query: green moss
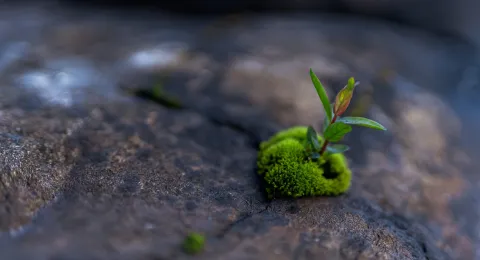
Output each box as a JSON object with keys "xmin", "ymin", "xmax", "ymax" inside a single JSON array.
[
  {"xmin": 257, "ymin": 126, "xmax": 352, "ymax": 198},
  {"xmin": 182, "ymin": 232, "xmax": 205, "ymax": 255},
  {"xmin": 128, "ymin": 82, "xmax": 183, "ymax": 109}
]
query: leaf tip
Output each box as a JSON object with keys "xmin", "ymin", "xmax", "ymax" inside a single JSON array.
[
  {"xmin": 373, "ymin": 121, "xmax": 387, "ymax": 131},
  {"xmin": 347, "ymin": 77, "xmax": 356, "ymax": 90}
]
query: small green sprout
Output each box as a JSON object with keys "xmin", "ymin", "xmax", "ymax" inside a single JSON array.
[
  {"xmin": 308, "ymin": 69, "xmax": 386, "ymax": 157},
  {"xmin": 182, "ymin": 232, "xmax": 205, "ymax": 255},
  {"xmin": 151, "ymin": 82, "xmax": 183, "ymax": 109}
]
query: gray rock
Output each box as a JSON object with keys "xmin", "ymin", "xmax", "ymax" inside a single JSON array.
[
  {"xmin": 0, "ymin": 99, "xmax": 444, "ymax": 260},
  {"xmin": 0, "ymin": 2, "xmax": 479, "ymax": 260}
]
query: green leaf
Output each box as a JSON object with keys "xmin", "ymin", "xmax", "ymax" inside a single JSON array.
[
  {"xmin": 306, "ymin": 126, "xmax": 321, "ymax": 151},
  {"xmin": 333, "ymin": 78, "xmax": 357, "ymax": 116},
  {"xmin": 337, "ymin": 116, "xmax": 387, "ymax": 131},
  {"xmin": 326, "ymin": 144, "xmax": 350, "ymax": 154},
  {"xmin": 324, "ymin": 122, "xmax": 352, "ymax": 142},
  {"xmin": 309, "ymin": 68, "xmax": 333, "ymax": 122}
]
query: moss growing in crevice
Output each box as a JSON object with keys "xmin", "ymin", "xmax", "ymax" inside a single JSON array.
[
  {"xmin": 132, "ymin": 88, "xmax": 183, "ymax": 109},
  {"xmin": 127, "ymin": 82, "xmax": 183, "ymax": 109},
  {"xmin": 182, "ymin": 232, "xmax": 205, "ymax": 255},
  {"xmin": 257, "ymin": 126, "xmax": 351, "ymax": 199}
]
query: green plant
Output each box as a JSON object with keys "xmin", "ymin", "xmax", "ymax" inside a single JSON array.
[
  {"xmin": 307, "ymin": 69, "xmax": 386, "ymax": 159},
  {"xmin": 182, "ymin": 232, "xmax": 205, "ymax": 255},
  {"xmin": 255, "ymin": 70, "xmax": 386, "ymax": 199},
  {"xmin": 257, "ymin": 126, "xmax": 351, "ymax": 198}
]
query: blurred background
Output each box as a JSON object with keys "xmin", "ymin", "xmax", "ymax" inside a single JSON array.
[
  {"xmin": 72, "ymin": 0, "xmax": 480, "ymax": 48},
  {"xmin": 0, "ymin": 0, "xmax": 479, "ymax": 259}
]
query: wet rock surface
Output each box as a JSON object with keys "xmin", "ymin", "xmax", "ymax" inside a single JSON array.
[{"xmin": 0, "ymin": 2, "xmax": 479, "ymax": 260}]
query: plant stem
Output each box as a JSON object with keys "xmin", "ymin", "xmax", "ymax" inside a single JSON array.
[{"xmin": 319, "ymin": 114, "xmax": 338, "ymax": 155}]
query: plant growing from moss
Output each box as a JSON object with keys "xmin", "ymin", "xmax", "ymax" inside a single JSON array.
[
  {"xmin": 307, "ymin": 69, "xmax": 386, "ymax": 158},
  {"xmin": 256, "ymin": 69, "xmax": 386, "ymax": 199},
  {"xmin": 257, "ymin": 127, "xmax": 352, "ymax": 198},
  {"xmin": 182, "ymin": 232, "xmax": 205, "ymax": 255}
]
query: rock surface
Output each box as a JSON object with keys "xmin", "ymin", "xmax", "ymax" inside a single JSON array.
[{"xmin": 0, "ymin": 2, "xmax": 479, "ymax": 260}]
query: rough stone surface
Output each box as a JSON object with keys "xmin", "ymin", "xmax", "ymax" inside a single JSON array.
[{"xmin": 0, "ymin": 2, "xmax": 479, "ymax": 260}]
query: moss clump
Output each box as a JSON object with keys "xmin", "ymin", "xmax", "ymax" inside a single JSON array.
[
  {"xmin": 182, "ymin": 232, "xmax": 205, "ymax": 254},
  {"xmin": 257, "ymin": 126, "xmax": 351, "ymax": 198}
]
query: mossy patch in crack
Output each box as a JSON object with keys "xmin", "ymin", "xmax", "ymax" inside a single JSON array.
[
  {"xmin": 130, "ymin": 82, "xmax": 183, "ymax": 109},
  {"xmin": 257, "ymin": 126, "xmax": 351, "ymax": 199},
  {"xmin": 182, "ymin": 232, "xmax": 205, "ymax": 255}
]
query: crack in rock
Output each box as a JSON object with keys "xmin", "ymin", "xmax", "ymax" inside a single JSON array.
[
  {"xmin": 129, "ymin": 87, "xmax": 267, "ymax": 148},
  {"xmin": 216, "ymin": 204, "xmax": 271, "ymax": 238}
]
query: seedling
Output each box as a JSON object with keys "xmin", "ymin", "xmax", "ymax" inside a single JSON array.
[{"xmin": 307, "ymin": 69, "xmax": 386, "ymax": 158}]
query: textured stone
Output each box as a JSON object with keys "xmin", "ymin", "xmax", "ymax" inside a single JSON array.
[{"xmin": 0, "ymin": 2, "xmax": 479, "ymax": 260}]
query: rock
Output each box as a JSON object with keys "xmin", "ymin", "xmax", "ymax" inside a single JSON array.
[
  {"xmin": 0, "ymin": 84, "xmax": 445, "ymax": 260},
  {"xmin": 0, "ymin": 2, "xmax": 478, "ymax": 260}
]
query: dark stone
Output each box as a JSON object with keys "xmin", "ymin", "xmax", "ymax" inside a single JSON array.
[{"xmin": 0, "ymin": 1, "xmax": 478, "ymax": 260}]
